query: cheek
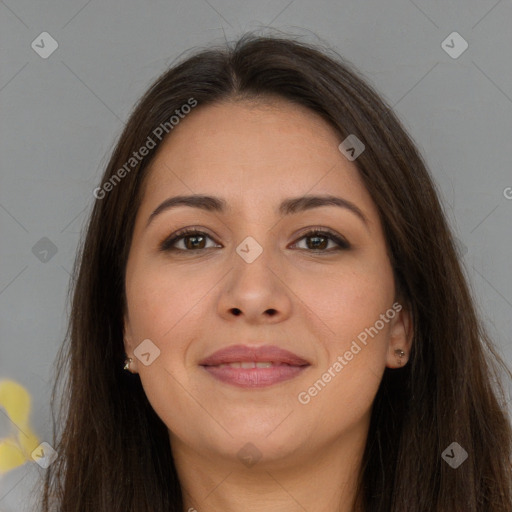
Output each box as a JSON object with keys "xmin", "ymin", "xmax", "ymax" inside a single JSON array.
[
  {"xmin": 124, "ymin": 264, "xmax": 206, "ymax": 429},
  {"xmin": 295, "ymin": 255, "xmax": 396, "ymax": 343},
  {"xmin": 293, "ymin": 258, "xmax": 395, "ymax": 410},
  {"xmin": 125, "ymin": 261, "xmax": 209, "ymax": 341}
]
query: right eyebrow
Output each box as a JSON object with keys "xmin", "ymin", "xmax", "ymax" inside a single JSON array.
[{"xmin": 146, "ymin": 195, "xmax": 228, "ymax": 228}]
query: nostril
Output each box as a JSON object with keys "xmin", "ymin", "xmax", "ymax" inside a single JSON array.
[{"xmin": 229, "ymin": 308, "xmax": 277, "ymax": 316}]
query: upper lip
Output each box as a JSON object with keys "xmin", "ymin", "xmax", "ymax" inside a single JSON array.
[{"xmin": 199, "ymin": 344, "xmax": 310, "ymax": 366}]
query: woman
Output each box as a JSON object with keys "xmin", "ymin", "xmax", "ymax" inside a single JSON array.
[{"xmin": 39, "ymin": 33, "xmax": 512, "ymax": 511}]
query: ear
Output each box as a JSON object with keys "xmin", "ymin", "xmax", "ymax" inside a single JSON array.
[
  {"xmin": 385, "ymin": 301, "xmax": 413, "ymax": 369},
  {"xmin": 123, "ymin": 312, "xmax": 139, "ymax": 373}
]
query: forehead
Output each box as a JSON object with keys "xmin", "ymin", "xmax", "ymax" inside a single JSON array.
[{"xmin": 139, "ymin": 99, "xmax": 378, "ymax": 223}]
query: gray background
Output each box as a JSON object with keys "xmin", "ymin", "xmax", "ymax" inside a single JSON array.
[{"xmin": 1, "ymin": 1, "xmax": 511, "ymax": 510}]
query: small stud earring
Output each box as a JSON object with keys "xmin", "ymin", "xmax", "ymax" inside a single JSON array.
[
  {"xmin": 394, "ymin": 349, "xmax": 406, "ymax": 366},
  {"xmin": 123, "ymin": 357, "xmax": 132, "ymax": 371}
]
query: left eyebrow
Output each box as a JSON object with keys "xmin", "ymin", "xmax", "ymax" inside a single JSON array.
[
  {"xmin": 278, "ymin": 194, "xmax": 368, "ymax": 227},
  {"xmin": 146, "ymin": 193, "xmax": 369, "ymax": 229}
]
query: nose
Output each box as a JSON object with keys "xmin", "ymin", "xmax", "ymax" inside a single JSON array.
[{"xmin": 216, "ymin": 239, "xmax": 293, "ymax": 325}]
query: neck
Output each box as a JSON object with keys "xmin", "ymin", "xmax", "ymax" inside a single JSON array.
[{"xmin": 171, "ymin": 423, "xmax": 368, "ymax": 512}]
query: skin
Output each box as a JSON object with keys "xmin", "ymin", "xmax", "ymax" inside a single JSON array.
[{"xmin": 123, "ymin": 98, "xmax": 413, "ymax": 512}]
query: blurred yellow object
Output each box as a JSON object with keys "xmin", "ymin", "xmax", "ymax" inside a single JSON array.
[{"xmin": 0, "ymin": 379, "xmax": 40, "ymax": 476}]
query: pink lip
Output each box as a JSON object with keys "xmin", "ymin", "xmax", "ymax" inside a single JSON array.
[
  {"xmin": 199, "ymin": 344, "xmax": 310, "ymax": 388},
  {"xmin": 199, "ymin": 344, "xmax": 310, "ymax": 366}
]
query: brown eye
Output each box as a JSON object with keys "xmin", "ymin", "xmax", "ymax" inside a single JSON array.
[
  {"xmin": 160, "ymin": 229, "xmax": 220, "ymax": 252},
  {"xmin": 290, "ymin": 229, "xmax": 350, "ymax": 252}
]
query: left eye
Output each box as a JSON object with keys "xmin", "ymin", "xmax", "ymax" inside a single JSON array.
[
  {"xmin": 159, "ymin": 228, "xmax": 350, "ymax": 253},
  {"xmin": 291, "ymin": 230, "xmax": 350, "ymax": 251}
]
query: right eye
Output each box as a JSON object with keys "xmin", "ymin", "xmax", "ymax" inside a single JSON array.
[{"xmin": 159, "ymin": 228, "xmax": 221, "ymax": 252}]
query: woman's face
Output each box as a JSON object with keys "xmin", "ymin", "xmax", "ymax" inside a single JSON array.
[{"xmin": 123, "ymin": 98, "xmax": 412, "ymax": 467}]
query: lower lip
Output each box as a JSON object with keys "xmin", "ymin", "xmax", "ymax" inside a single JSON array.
[{"xmin": 201, "ymin": 365, "xmax": 308, "ymax": 388}]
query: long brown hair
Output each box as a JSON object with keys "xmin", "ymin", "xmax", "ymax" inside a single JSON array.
[{"xmin": 38, "ymin": 33, "xmax": 512, "ymax": 511}]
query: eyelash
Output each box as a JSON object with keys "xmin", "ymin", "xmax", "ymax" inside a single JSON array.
[{"xmin": 159, "ymin": 227, "xmax": 350, "ymax": 253}]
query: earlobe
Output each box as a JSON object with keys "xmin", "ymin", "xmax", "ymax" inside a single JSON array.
[
  {"xmin": 386, "ymin": 303, "xmax": 413, "ymax": 369},
  {"xmin": 122, "ymin": 346, "xmax": 138, "ymax": 374},
  {"xmin": 122, "ymin": 315, "xmax": 138, "ymax": 374}
]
